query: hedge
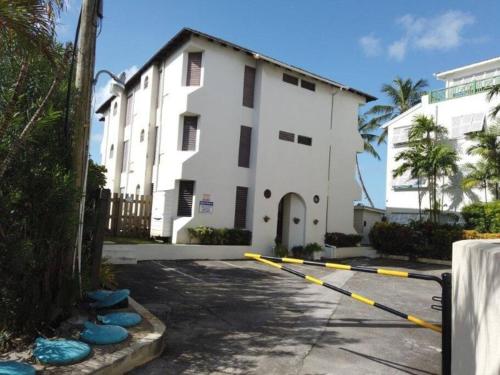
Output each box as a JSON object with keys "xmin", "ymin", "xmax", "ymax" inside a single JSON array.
[
  {"xmin": 461, "ymin": 201, "xmax": 500, "ymax": 233},
  {"xmin": 325, "ymin": 232, "xmax": 362, "ymax": 247},
  {"xmin": 187, "ymin": 226, "xmax": 252, "ymax": 245}
]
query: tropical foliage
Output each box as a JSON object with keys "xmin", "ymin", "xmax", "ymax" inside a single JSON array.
[
  {"xmin": 487, "ymin": 83, "xmax": 500, "ymax": 119},
  {"xmin": 368, "ymin": 77, "xmax": 428, "ymax": 143},
  {"xmin": 393, "ymin": 115, "xmax": 459, "ymax": 222},
  {"xmin": 461, "ymin": 201, "xmax": 500, "ymax": 233},
  {"xmin": 357, "ymin": 115, "xmax": 380, "ymax": 207}
]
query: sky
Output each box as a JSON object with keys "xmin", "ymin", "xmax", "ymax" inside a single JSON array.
[{"xmin": 57, "ymin": 0, "xmax": 500, "ymax": 209}]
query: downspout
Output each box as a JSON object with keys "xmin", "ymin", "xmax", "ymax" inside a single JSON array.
[{"xmin": 325, "ymin": 87, "xmax": 344, "ymax": 233}]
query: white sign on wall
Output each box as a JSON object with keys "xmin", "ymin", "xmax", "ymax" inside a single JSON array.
[{"xmin": 199, "ymin": 201, "xmax": 214, "ymax": 214}]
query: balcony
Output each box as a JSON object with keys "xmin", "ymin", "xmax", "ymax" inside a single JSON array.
[{"xmin": 428, "ymin": 75, "xmax": 500, "ymax": 104}]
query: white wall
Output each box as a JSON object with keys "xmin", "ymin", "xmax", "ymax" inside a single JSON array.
[
  {"xmin": 99, "ymin": 33, "xmax": 367, "ymax": 251},
  {"xmin": 452, "ymin": 240, "xmax": 500, "ymax": 375},
  {"xmin": 386, "ymin": 86, "xmax": 500, "ymax": 216}
]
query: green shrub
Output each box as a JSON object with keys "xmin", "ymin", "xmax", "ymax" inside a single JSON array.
[
  {"xmin": 325, "ymin": 232, "xmax": 362, "ymax": 247},
  {"xmin": 187, "ymin": 226, "xmax": 252, "ymax": 245},
  {"xmin": 291, "ymin": 246, "xmax": 305, "ymax": 258},
  {"xmin": 304, "ymin": 242, "xmax": 323, "ymax": 254},
  {"xmin": 462, "ymin": 201, "xmax": 500, "ymax": 233},
  {"xmin": 369, "ymin": 221, "xmax": 463, "ymax": 260},
  {"xmin": 274, "ymin": 243, "xmax": 289, "ymax": 257}
]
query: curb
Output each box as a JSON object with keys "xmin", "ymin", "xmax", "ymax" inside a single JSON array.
[
  {"xmin": 379, "ymin": 254, "xmax": 452, "ymax": 266},
  {"xmin": 61, "ymin": 297, "xmax": 166, "ymax": 374}
]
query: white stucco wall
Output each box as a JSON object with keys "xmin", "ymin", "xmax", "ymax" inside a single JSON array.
[
  {"xmin": 99, "ymin": 32, "xmax": 368, "ymax": 250},
  {"xmin": 452, "ymin": 240, "xmax": 500, "ymax": 375},
  {"xmin": 385, "ymin": 86, "xmax": 500, "ymax": 217}
]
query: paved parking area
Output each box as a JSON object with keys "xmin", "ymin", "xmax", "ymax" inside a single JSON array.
[{"xmin": 116, "ymin": 258, "xmax": 448, "ymax": 374}]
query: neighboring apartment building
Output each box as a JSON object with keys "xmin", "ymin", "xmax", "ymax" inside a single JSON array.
[
  {"xmin": 384, "ymin": 57, "xmax": 500, "ymax": 223},
  {"xmin": 97, "ymin": 28, "xmax": 375, "ymax": 251}
]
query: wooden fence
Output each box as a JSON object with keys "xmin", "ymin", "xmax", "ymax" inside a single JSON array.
[{"xmin": 107, "ymin": 193, "xmax": 152, "ymax": 238}]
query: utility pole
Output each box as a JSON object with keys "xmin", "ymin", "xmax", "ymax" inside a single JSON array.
[{"xmin": 73, "ymin": 0, "xmax": 101, "ymax": 282}]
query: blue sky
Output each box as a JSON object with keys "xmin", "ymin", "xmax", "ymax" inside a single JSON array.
[{"xmin": 57, "ymin": 0, "xmax": 500, "ymax": 208}]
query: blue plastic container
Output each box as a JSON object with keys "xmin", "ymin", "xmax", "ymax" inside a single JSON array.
[
  {"xmin": 33, "ymin": 338, "xmax": 91, "ymax": 365},
  {"xmin": 79, "ymin": 321, "xmax": 128, "ymax": 345},
  {"xmin": 0, "ymin": 361, "xmax": 35, "ymax": 375},
  {"xmin": 91, "ymin": 289, "xmax": 130, "ymax": 309},
  {"xmin": 98, "ymin": 312, "xmax": 142, "ymax": 327}
]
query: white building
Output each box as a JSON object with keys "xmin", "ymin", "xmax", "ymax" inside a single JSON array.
[
  {"xmin": 384, "ymin": 57, "xmax": 500, "ymax": 223},
  {"xmin": 97, "ymin": 28, "xmax": 375, "ymax": 251}
]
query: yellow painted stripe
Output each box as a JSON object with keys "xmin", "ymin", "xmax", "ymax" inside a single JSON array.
[
  {"xmin": 377, "ymin": 269, "xmax": 409, "ymax": 278},
  {"xmin": 305, "ymin": 275, "xmax": 324, "ymax": 285},
  {"xmin": 255, "ymin": 257, "xmax": 283, "ymax": 270},
  {"xmin": 282, "ymin": 257, "xmax": 304, "ymax": 264},
  {"xmin": 244, "ymin": 252, "xmax": 261, "ymax": 259},
  {"xmin": 325, "ymin": 263, "xmax": 351, "ymax": 271},
  {"xmin": 408, "ymin": 315, "xmax": 442, "ymax": 333},
  {"xmin": 351, "ymin": 293, "xmax": 375, "ymax": 306}
]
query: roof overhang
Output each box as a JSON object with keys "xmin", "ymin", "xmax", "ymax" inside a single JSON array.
[{"xmin": 435, "ymin": 56, "xmax": 500, "ymax": 81}]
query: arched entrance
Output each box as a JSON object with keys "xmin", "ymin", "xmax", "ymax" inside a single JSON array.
[{"xmin": 276, "ymin": 193, "xmax": 306, "ymax": 249}]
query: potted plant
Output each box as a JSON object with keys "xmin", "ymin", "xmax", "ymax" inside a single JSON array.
[{"xmin": 304, "ymin": 243, "xmax": 323, "ymax": 260}]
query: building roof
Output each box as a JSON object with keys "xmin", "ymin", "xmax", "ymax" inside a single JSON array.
[
  {"xmin": 96, "ymin": 28, "xmax": 376, "ymax": 114},
  {"xmin": 435, "ymin": 56, "xmax": 500, "ymax": 80},
  {"xmin": 354, "ymin": 204, "xmax": 386, "ymax": 214},
  {"xmin": 380, "ymin": 103, "xmax": 423, "ymax": 129}
]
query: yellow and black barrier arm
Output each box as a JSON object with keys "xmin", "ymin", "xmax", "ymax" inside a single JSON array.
[
  {"xmin": 245, "ymin": 253, "xmax": 442, "ymax": 333},
  {"xmin": 246, "ymin": 253, "xmax": 442, "ymax": 286}
]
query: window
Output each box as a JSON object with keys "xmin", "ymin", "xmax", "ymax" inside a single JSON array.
[
  {"xmin": 113, "ymin": 102, "xmax": 118, "ymax": 116},
  {"xmin": 125, "ymin": 93, "xmax": 134, "ymax": 126},
  {"xmin": 283, "ymin": 73, "xmax": 298, "ymax": 85},
  {"xmin": 301, "ymin": 79, "xmax": 315, "ymax": 91},
  {"xmin": 135, "ymin": 185, "xmax": 141, "ymax": 197},
  {"xmin": 143, "ymin": 76, "xmax": 149, "ymax": 89},
  {"xmin": 109, "ymin": 144, "xmax": 114, "ymax": 159},
  {"xmin": 181, "ymin": 116, "xmax": 198, "ymax": 151},
  {"xmin": 234, "ymin": 186, "xmax": 248, "ymax": 229},
  {"xmin": 186, "ymin": 52, "xmax": 202, "ymax": 86},
  {"xmin": 242, "ymin": 66, "xmax": 256, "ymax": 108},
  {"xmin": 451, "ymin": 113, "xmax": 484, "ymax": 138},
  {"xmin": 238, "ymin": 126, "xmax": 252, "ymax": 168},
  {"xmin": 279, "ymin": 130, "xmax": 295, "ymax": 142},
  {"xmin": 392, "ymin": 126, "xmax": 410, "ymax": 145},
  {"xmin": 121, "ymin": 141, "xmax": 129, "ymax": 172},
  {"xmin": 140, "ymin": 129, "xmax": 145, "ymax": 142},
  {"xmin": 156, "ymin": 67, "xmax": 163, "ymax": 108},
  {"xmin": 177, "ymin": 180, "xmax": 194, "ymax": 217},
  {"xmin": 298, "ymin": 135, "xmax": 312, "ymax": 146}
]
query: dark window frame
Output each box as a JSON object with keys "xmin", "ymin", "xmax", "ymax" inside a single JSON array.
[
  {"xmin": 242, "ymin": 66, "xmax": 256, "ymax": 108},
  {"xmin": 301, "ymin": 79, "xmax": 316, "ymax": 91},
  {"xmin": 283, "ymin": 73, "xmax": 299, "ymax": 85},
  {"xmin": 181, "ymin": 116, "xmax": 198, "ymax": 151},
  {"xmin": 297, "ymin": 135, "xmax": 312, "ymax": 146},
  {"xmin": 234, "ymin": 186, "xmax": 249, "ymax": 229},
  {"xmin": 177, "ymin": 180, "xmax": 195, "ymax": 217},
  {"xmin": 279, "ymin": 130, "xmax": 295, "ymax": 142},
  {"xmin": 186, "ymin": 52, "xmax": 202, "ymax": 86},
  {"xmin": 238, "ymin": 125, "xmax": 252, "ymax": 168}
]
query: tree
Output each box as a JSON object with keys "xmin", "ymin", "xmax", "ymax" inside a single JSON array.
[
  {"xmin": 462, "ymin": 161, "xmax": 492, "ymax": 203},
  {"xmin": 487, "ymin": 83, "xmax": 500, "ymax": 119},
  {"xmin": 368, "ymin": 77, "xmax": 428, "ymax": 143},
  {"xmin": 357, "ymin": 115, "xmax": 380, "ymax": 207},
  {"xmin": 393, "ymin": 115, "xmax": 459, "ymax": 223},
  {"xmin": 465, "ymin": 124, "xmax": 500, "ymax": 199}
]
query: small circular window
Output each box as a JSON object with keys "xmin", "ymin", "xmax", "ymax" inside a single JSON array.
[
  {"xmin": 264, "ymin": 189, "xmax": 271, "ymax": 199},
  {"xmin": 313, "ymin": 195, "xmax": 320, "ymax": 204}
]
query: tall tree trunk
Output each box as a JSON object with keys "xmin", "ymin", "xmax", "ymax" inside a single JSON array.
[{"xmin": 355, "ymin": 153, "xmax": 375, "ymax": 208}]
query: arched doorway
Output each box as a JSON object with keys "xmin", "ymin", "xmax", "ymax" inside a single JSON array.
[{"xmin": 276, "ymin": 193, "xmax": 306, "ymax": 249}]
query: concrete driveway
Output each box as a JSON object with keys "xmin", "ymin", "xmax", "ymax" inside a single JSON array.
[{"xmin": 116, "ymin": 258, "xmax": 447, "ymax": 375}]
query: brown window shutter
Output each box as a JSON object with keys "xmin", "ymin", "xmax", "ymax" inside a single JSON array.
[
  {"xmin": 242, "ymin": 66, "xmax": 256, "ymax": 108},
  {"xmin": 301, "ymin": 79, "xmax": 316, "ymax": 91},
  {"xmin": 238, "ymin": 125, "xmax": 252, "ymax": 168},
  {"xmin": 121, "ymin": 140, "xmax": 129, "ymax": 172},
  {"xmin": 182, "ymin": 116, "xmax": 198, "ymax": 151},
  {"xmin": 177, "ymin": 180, "xmax": 195, "ymax": 217},
  {"xmin": 186, "ymin": 52, "xmax": 202, "ymax": 86},
  {"xmin": 297, "ymin": 135, "xmax": 312, "ymax": 146},
  {"xmin": 234, "ymin": 186, "xmax": 249, "ymax": 228},
  {"xmin": 283, "ymin": 73, "xmax": 299, "ymax": 85},
  {"xmin": 279, "ymin": 130, "xmax": 295, "ymax": 142}
]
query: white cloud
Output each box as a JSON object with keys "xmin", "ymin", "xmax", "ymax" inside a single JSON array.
[
  {"xmin": 388, "ymin": 39, "xmax": 408, "ymax": 61},
  {"xmin": 388, "ymin": 10, "xmax": 475, "ymax": 61},
  {"xmin": 93, "ymin": 65, "xmax": 138, "ymax": 112},
  {"xmin": 359, "ymin": 34, "xmax": 382, "ymax": 57}
]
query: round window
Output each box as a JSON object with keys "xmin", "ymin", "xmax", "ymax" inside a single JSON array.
[
  {"xmin": 313, "ymin": 195, "xmax": 320, "ymax": 204},
  {"xmin": 264, "ymin": 189, "xmax": 271, "ymax": 199}
]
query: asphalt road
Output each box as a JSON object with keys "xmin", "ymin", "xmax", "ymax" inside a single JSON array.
[{"xmin": 116, "ymin": 258, "xmax": 448, "ymax": 375}]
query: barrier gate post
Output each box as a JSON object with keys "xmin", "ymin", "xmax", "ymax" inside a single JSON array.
[{"xmin": 441, "ymin": 272, "xmax": 452, "ymax": 375}]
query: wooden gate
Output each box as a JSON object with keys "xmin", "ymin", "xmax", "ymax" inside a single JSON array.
[{"xmin": 108, "ymin": 193, "xmax": 152, "ymax": 238}]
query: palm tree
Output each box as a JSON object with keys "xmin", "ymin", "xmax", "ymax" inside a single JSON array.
[
  {"xmin": 357, "ymin": 115, "xmax": 380, "ymax": 207},
  {"xmin": 487, "ymin": 84, "xmax": 500, "ymax": 119},
  {"xmin": 462, "ymin": 161, "xmax": 491, "ymax": 202},
  {"xmin": 466, "ymin": 124, "xmax": 500, "ymax": 199},
  {"xmin": 368, "ymin": 77, "xmax": 428, "ymax": 143},
  {"xmin": 393, "ymin": 115, "xmax": 458, "ymax": 222}
]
